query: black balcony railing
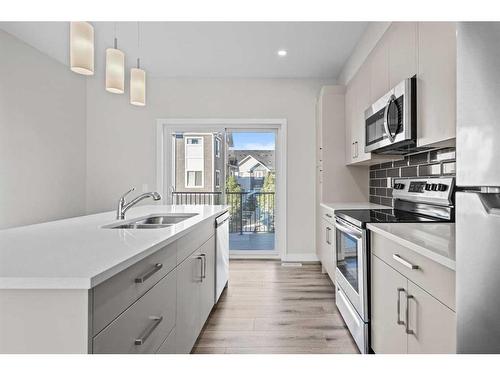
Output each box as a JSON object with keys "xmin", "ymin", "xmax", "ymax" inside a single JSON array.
[
  {"xmin": 171, "ymin": 191, "xmax": 222, "ymax": 205},
  {"xmin": 226, "ymin": 192, "xmax": 275, "ymax": 234},
  {"xmin": 171, "ymin": 190, "xmax": 275, "ymax": 234}
]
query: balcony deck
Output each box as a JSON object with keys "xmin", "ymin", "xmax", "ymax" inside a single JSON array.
[{"xmin": 230, "ymin": 233, "xmax": 275, "ymax": 251}]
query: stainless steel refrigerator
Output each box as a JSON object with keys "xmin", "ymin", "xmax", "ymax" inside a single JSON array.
[{"xmin": 457, "ymin": 22, "xmax": 500, "ymax": 353}]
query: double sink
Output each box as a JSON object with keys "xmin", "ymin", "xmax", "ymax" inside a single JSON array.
[{"xmin": 103, "ymin": 213, "xmax": 198, "ymax": 229}]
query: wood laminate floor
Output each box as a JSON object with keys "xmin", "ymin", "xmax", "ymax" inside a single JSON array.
[{"xmin": 192, "ymin": 260, "xmax": 359, "ymax": 354}]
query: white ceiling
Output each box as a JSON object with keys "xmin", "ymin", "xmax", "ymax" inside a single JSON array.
[{"xmin": 0, "ymin": 22, "xmax": 367, "ymax": 78}]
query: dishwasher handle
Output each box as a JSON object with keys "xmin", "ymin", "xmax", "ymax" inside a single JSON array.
[{"xmin": 216, "ymin": 212, "xmax": 230, "ymax": 227}]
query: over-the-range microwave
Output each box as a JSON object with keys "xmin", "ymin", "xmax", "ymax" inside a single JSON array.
[{"xmin": 364, "ymin": 75, "xmax": 417, "ymax": 155}]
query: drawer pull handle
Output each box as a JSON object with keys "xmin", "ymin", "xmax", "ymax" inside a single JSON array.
[
  {"xmin": 200, "ymin": 253, "xmax": 207, "ymax": 279},
  {"xmin": 196, "ymin": 255, "xmax": 204, "ymax": 282},
  {"xmin": 326, "ymin": 227, "xmax": 332, "ymax": 245},
  {"xmin": 134, "ymin": 263, "xmax": 163, "ymax": 283},
  {"xmin": 392, "ymin": 254, "xmax": 419, "ymax": 270},
  {"xmin": 326, "ymin": 213, "xmax": 332, "ymax": 218},
  {"xmin": 134, "ymin": 316, "xmax": 163, "ymax": 345},
  {"xmin": 405, "ymin": 294, "xmax": 415, "ymax": 335},
  {"xmin": 397, "ymin": 288, "xmax": 405, "ymax": 326}
]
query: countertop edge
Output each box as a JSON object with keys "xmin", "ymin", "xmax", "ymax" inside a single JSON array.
[
  {"xmin": 366, "ymin": 223, "xmax": 456, "ymax": 271},
  {"xmin": 0, "ymin": 207, "xmax": 229, "ymax": 290}
]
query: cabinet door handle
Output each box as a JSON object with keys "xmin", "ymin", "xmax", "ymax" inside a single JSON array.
[
  {"xmin": 134, "ymin": 263, "xmax": 163, "ymax": 283},
  {"xmin": 325, "ymin": 213, "xmax": 332, "ymax": 219},
  {"xmin": 200, "ymin": 253, "xmax": 207, "ymax": 279},
  {"xmin": 326, "ymin": 227, "xmax": 332, "ymax": 245},
  {"xmin": 397, "ymin": 288, "xmax": 405, "ymax": 326},
  {"xmin": 134, "ymin": 316, "xmax": 163, "ymax": 345},
  {"xmin": 196, "ymin": 256, "xmax": 204, "ymax": 281},
  {"xmin": 405, "ymin": 294, "xmax": 415, "ymax": 335},
  {"xmin": 392, "ymin": 254, "xmax": 419, "ymax": 270},
  {"xmin": 355, "ymin": 141, "xmax": 358, "ymax": 158}
]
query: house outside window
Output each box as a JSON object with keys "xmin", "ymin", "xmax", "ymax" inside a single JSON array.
[
  {"xmin": 215, "ymin": 138, "xmax": 221, "ymax": 158},
  {"xmin": 185, "ymin": 136, "xmax": 204, "ymax": 188},
  {"xmin": 215, "ymin": 170, "xmax": 221, "ymax": 188}
]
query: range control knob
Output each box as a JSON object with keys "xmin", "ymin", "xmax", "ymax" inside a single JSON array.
[
  {"xmin": 437, "ymin": 183, "xmax": 448, "ymax": 192},
  {"xmin": 425, "ymin": 183, "xmax": 432, "ymax": 191},
  {"xmin": 431, "ymin": 184, "xmax": 438, "ymax": 191}
]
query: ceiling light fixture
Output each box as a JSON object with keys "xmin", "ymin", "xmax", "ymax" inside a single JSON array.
[
  {"xmin": 130, "ymin": 23, "xmax": 146, "ymax": 106},
  {"xmin": 277, "ymin": 49, "xmax": 287, "ymax": 57},
  {"xmin": 105, "ymin": 23, "xmax": 125, "ymax": 94},
  {"xmin": 70, "ymin": 22, "xmax": 94, "ymax": 75}
]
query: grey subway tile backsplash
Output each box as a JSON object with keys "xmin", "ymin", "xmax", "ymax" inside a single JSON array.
[
  {"xmin": 401, "ymin": 166, "xmax": 418, "ymax": 177},
  {"xmin": 368, "ymin": 148, "xmax": 456, "ymax": 207},
  {"xmin": 409, "ymin": 152, "xmax": 429, "ymax": 165},
  {"xmin": 393, "ymin": 158, "xmax": 409, "ymax": 167},
  {"xmin": 430, "ymin": 147, "xmax": 456, "ymax": 162},
  {"xmin": 380, "ymin": 197, "xmax": 393, "ymax": 207},
  {"xmin": 418, "ymin": 163, "xmax": 441, "ymax": 176},
  {"xmin": 387, "ymin": 168, "xmax": 400, "ymax": 177},
  {"xmin": 442, "ymin": 161, "xmax": 456, "ymax": 175}
]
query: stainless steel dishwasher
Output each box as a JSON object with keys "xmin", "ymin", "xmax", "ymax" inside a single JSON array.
[{"xmin": 215, "ymin": 211, "xmax": 230, "ymax": 302}]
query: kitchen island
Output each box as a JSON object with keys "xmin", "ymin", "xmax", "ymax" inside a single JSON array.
[{"xmin": 0, "ymin": 204, "xmax": 229, "ymax": 354}]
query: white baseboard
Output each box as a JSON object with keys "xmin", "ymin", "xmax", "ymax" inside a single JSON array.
[{"xmin": 281, "ymin": 252, "xmax": 319, "ymax": 263}]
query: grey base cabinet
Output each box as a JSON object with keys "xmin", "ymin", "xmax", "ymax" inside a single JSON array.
[
  {"xmin": 371, "ymin": 255, "xmax": 407, "ymax": 354},
  {"xmin": 371, "ymin": 249, "xmax": 456, "ymax": 354},
  {"xmin": 91, "ymin": 219, "xmax": 218, "ymax": 354},
  {"xmin": 175, "ymin": 236, "xmax": 216, "ymax": 353}
]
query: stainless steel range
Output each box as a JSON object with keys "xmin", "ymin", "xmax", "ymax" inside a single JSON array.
[{"xmin": 333, "ymin": 176, "xmax": 455, "ymax": 353}]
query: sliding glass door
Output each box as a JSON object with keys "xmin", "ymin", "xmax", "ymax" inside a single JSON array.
[{"xmin": 161, "ymin": 121, "xmax": 281, "ymax": 258}]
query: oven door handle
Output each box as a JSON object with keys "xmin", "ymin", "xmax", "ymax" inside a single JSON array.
[{"xmin": 334, "ymin": 219, "xmax": 362, "ymax": 240}]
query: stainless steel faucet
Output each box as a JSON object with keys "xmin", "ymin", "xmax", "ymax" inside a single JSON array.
[{"xmin": 116, "ymin": 187, "xmax": 162, "ymax": 220}]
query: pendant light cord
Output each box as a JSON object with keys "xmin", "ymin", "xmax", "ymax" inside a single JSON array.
[
  {"xmin": 137, "ymin": 22, "xmax": 141, "ymax": 69},
  {"xmin": 113, "ymin": 22, "xmax": 117, "ymax": 49}
]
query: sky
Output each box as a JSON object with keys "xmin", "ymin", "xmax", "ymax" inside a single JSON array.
[{"xmin": 230, "ymin": 132, "xmax": 275, "ymax": 150}]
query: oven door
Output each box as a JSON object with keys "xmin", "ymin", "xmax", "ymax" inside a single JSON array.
[{"xmin": 334, "ymin": 217, "xmax": 368, "ymax": 321}]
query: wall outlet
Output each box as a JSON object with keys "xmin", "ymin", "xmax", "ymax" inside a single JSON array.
[{"xmin": 387, "ymin": 177, "xmax": 392, "ymax": 188}]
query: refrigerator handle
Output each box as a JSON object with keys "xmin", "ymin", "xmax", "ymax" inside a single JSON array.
[{"xmin": 478, "ymin": 193, "xmax": 500, "ymax": 216}]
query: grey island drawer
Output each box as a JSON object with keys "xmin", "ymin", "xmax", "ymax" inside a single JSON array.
[
  {"xmin": 92, "ymin": 241, "xmax": 177, "ymax": 336},
  {"xmin": 93, "ymin": 270, "xmax": 176, "ymax": 354}
]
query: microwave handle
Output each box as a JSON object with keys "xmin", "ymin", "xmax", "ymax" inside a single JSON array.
[{"xmin": 383, "ymin": 95, "xmax": 396, "ymax": 143}]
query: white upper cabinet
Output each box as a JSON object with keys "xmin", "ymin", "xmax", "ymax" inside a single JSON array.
[
  {"xmin": 417, "ymin": 22, "xmax": 457, "ymax": 147},
  {"xmin": 369, "ymin": 36, "xmax": 390, "ymax": 103},
  {"xmin": 344, "ymin": 22, "xmax": 456, "ymax": 165},
  {"xmin": 388, "ymin": 22, "xmax": 418, "ymax": 87}
]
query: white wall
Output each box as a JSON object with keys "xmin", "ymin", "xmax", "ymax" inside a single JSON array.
[
  {"xmin": 337, "ymin": 22, "xmax": 391, "ymax": 85},
  {"xmin": 86, "ymin": 78, "xmax": 333, "ymax": 256},
  {"xmin": 0, "ymin": 30, "xmax": 87, "ymax": 229}
]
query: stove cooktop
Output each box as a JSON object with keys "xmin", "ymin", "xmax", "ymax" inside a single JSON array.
[{"xmin": 334, "ymin": 208, "xmax": 452, "ymax": 228}]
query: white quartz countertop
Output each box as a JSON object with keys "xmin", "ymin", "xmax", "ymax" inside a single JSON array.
[
  {"xmin": 320, "ymin": 202, "xmax": 390, "ymax": 211},
  {"xmin": 367, "ymin": 222, "xmax": 456, "ymax": 270},
  {"xmin": 0, "ymin": 205, "xmax": 229, "ymax": 290}
]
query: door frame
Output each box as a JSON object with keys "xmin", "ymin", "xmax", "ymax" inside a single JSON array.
[{"xmin": 156, "ymin": 118, "xmax": 287, "ymax": 260}]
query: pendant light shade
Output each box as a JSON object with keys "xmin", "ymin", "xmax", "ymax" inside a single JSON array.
[
  {"xmin": 105, "ymin": 39, "xmax": 125, "ymax": 94},
  {"xmin": 70, "ymin": 22, "xmax": 94, "ymax": 75},
  {"xmin": 130, "ymin": 68, "xmax": 146, "ymax": 106},
  {"xmin": 130, "ymin": 58, "xmax": 146, "ymax": 106}
]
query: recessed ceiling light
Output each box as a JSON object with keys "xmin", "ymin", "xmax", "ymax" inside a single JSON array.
[{"xmin": 277, "ymin": 49, "xmax": 287, "ymax": 57}]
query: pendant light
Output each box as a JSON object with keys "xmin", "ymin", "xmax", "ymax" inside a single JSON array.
[
  {"xmin": 130, "ymin": 22, "xmax": 146, "ymax": 106},
  {"xmin": 70, "ymin": 22, "xmax": 94, "ymax": 75},
  {"xmin": 105, "ymin": 23, "xmax": 125, "ymax": 94}
]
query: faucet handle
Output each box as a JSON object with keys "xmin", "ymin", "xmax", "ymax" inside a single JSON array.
[{"xmin": 119, "ymin": 187, "xmax": 136, "ymax": 202}]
